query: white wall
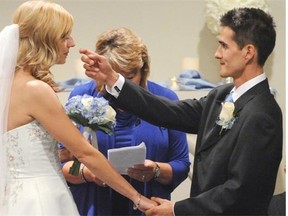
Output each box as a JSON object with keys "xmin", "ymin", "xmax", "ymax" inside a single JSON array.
[
  {"xmin": 1, "ymin": 0, "xmax": 285, "ymax": 110},
  {"xmin": 1, "ymin": 0, "xmax": 285, "ymax": 191}
]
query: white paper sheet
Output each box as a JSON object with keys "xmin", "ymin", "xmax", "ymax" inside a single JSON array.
[{"xmin": 108, "ymin": 142, "xmax": 146, "ymax": 174}]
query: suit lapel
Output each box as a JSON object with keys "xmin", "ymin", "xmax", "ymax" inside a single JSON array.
[
  {"xmin": 198, "ymin": 125, "xmax": 223, "ymax": 153},
  {"xmin": 234, "ymin": 79, "xmax": 270, "ymax": 115},
  {"xmin": 197, "ymin": 94, "xmax": 229, "ymax": 153},
  {"xmin": 196, "ymin": 79, "xmax": 270, "ymax": 154}
]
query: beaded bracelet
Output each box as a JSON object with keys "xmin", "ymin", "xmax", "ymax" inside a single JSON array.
[
  {"xmin": 133, "ymin": 193, "xmax": 142, "ymax": 210},
  {"xmin": 80, "ymin": 164, "xmax": 88, "ymax": 183}
]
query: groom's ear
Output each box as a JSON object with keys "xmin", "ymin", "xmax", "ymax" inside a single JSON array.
[{"xmin": 243, "ymin": 43, "xmax": 257, "ymax": 64}]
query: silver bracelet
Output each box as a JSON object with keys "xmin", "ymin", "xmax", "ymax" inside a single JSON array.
[
  {"xmin": 133, "ymin": 193, "xmax": 142, "ymax": 210},
  {"xmin": 80, "ymin": 164, "xmax": 88, "ymax": 183},
  {"xmin": 153, "ymin": 162, "xmax": 161, "ymax": 179}
]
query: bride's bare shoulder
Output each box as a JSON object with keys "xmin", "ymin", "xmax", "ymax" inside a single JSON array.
[
  {"xmin": 9, "ymin": 74, "xmax": 58, "ymax": 130},
  {"xmin": 25, "ymin": 80, "xmax": 59, "ymax": 106},
  {"xmin": 12, "ymin": 76, "xmax": 58, "ymax": 109},
  {"xmin": 26, "ymin": 79, "xmax": 53, "ymax": 93},
  {"xmin": 15, "ymin": 74, "xmax": 55, "ymax": 96}
]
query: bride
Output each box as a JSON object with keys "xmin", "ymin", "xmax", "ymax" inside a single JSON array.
[{"xmin": 0, "ymin": 1, "xmax": 156, "ymax": 215}]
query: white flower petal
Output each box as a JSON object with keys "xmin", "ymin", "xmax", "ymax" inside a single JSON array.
[
  {"xmin": 219, "ymin": 102, "xmax": 235, "ymax": 122},
  {"xmin": 205, "ymin": 0, "xmax": 269, "ymax": 34}
]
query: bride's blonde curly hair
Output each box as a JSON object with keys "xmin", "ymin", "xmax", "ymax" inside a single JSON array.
[{"xmin": 12, "ymin": 0, "xmax": 73, "ymax": 91}]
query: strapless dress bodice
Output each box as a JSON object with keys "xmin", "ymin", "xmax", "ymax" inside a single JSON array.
[
  {"xmin": 5, "ymin": 120, "xmax": 61, "ymax": 178},
  {"xmin": 3, "ymin": 120, "xmax": 79, "ymax": 215}
]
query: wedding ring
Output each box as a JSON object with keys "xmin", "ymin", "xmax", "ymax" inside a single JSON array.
[
  {"xmin": 102, "ymin": 182, "xmax": 107, "ymax": 187},
  {"xmin": 142, "ymin": 175, "xmax": 145, "ymax": 182}
]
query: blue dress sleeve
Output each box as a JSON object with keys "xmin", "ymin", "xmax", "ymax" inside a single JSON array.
[{"xmin": 148, "ymin": 81, "xmax": 190, "ymax": 191}]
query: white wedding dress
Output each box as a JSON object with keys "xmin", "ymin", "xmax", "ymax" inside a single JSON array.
[{"xmin": 3, "ymin": 120, "xmax": 79, "ymax": 216}]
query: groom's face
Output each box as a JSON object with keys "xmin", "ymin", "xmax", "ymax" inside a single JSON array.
[{"xmin": 214, "ymin": 26, "xmax": 246, "ymax": 80}]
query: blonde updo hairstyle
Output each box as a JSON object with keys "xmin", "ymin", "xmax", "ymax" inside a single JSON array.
[
  {"xmin": 95, "ymin": 27, "xmax": 150, "ymax": 91},
  {"xmin": 12, "ymin": 0, "xmax": 74, "ymax": 91}
]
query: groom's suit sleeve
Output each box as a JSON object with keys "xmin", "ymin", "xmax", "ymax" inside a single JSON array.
[{"xmin": 110, "ymin": 79, "xmax": 204, "ymax": 134}]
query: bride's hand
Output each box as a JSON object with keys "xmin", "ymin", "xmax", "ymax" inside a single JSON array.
[
  {"xmin": 134, "ymin": 194, "xmax": 158, "ymax": 212},
  {"xmin": 145, "ymin": 197, "xmax": 174, "ymax": 216},
  {"xmin": 58, "ymin": 148, "xmax": 74, "ymax": 162}
]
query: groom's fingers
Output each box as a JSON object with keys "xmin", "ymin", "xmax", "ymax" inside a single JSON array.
[
  {"xmin": 79, "ymin": 48, "xmax": 94, "ymax": 56},
  {"xmin": 81, "ymin": 55, "xmax": 95, "ymax": 66},
  {"xmin": 79, "ymin": 48, "xmax": 102, "ymax": 61},
  {"xmin": 79, "ymin": 48, "xmax": 99, "ymax": 66},
  {"xmin": 151, "ymin": 197, "xmax": 166, "ymax": 204},
  {"xmin": 83, "ymin": 62, "xmax": 98, "ymax": 71}
]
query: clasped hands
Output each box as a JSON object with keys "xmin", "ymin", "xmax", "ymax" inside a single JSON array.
[
  {"xmin": 83, "ymin": 159, "xmax": 174, "ymax": 215},
  {"xmin": 86, "ymin": 159, "xmax": 175, "ymax": 215},
  {"xmin": 139, "ymin": 196, "xmax": 175, "ymax": 216},
  {"xmin": 129, "ymin": 160, "xmax": 175, "ymax": 215}
]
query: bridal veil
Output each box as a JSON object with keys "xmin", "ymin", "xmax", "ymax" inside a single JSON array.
[{"xmin": 0, "ymin": 24, "xmax": 19, "ymax": 212}]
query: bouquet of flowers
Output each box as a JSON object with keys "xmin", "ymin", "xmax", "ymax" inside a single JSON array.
[
  {"xmin": 65, "ymin": 94, "xmax": 116, "ymax": 175},
  {"xmin": 216, "ymin": 101, "xmax": 236, "ymax": 135}
]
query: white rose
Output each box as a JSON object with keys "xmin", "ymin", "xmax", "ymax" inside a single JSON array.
[
  {"xmin": 219, "ymin": 102, "xmax": 235, "ymax": 123},
  {"xmin": 102, "ymin": 106, "xmax": 116, "ymax": 124},
  {"xmin": 81, "ymin": 97, "xmax": 93, "ymax": 110}
]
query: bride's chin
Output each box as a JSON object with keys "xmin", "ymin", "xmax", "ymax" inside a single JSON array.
[{"xmin": 56, "ymin": 59, "xmax": 66, "ymax": 65}]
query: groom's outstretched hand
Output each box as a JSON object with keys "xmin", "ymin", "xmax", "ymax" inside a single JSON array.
[
  {"xmin": 79, "ymin": 48, "xmax": 119, "ymax": 88},
  {"xmin": 146, "ymin": 197, "xmax": 174, "ymax": 216}
]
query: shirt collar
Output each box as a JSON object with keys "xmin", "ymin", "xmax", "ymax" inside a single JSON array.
[{"xmin": 232, "ymin": 73, "xmax": 266, "ymax": 102}]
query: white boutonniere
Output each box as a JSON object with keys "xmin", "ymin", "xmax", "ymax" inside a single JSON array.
[{"xmin": 216, "ymin": 101, "xmax": 236, "ymax": 135}]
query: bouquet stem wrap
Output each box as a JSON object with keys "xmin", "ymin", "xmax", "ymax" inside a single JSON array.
[
  {"xmin": 69, "ymin": 127, "xmax": 99, "ymax": 176},
  {"xmin": 83, "ymin": 127, "xmax": 98, "ymax": 149}
]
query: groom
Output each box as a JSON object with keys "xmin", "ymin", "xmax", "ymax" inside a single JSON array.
[{"xmin": 80, "ymin": 7, "xmax": 282, "ymax": 216}]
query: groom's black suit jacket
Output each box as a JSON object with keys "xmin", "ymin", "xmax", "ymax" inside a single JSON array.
[{"xmin": 110, "ymin": 78, "xmax": 282, "ymax": 215}]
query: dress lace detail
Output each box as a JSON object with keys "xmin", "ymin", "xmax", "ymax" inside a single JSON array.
[
  {"xmin": 5, "ymin": 131, "xmax": 24, "ymax": 206},
  {"xmin": 4, "ymin": 121, "xmax": 79, "ymax": 215},
  {"xmin": 28, "ymin": 121, "xmax": 61, "ymax": 174}
]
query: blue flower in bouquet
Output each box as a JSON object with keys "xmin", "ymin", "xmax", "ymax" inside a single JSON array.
[
  {"xmin": 64, "ymin": 94, "xmax": 116, "ymax": 175},
  {"xmin": 65, "ymin": 94, "xmax": 116, "ymax": 134}
]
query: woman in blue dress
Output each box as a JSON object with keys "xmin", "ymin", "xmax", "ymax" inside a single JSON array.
[{"xmin": 60, "ymin": 27, "xmax": 190, "ymax": 216}]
